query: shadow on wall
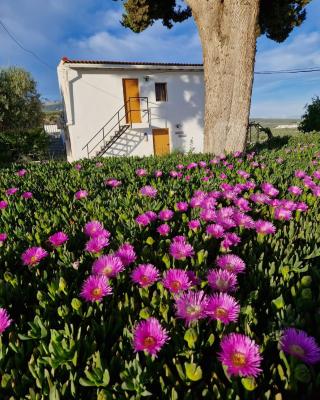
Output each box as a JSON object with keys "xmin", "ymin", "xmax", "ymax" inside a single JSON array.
[{"xmin": 103, "ymin": 130, "xmax": 146, "ymax": 156}]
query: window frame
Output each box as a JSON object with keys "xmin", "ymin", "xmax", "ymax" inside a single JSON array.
[{"xmin": 155, "ymin": 82, "xmax": 168, "ymax": 102}]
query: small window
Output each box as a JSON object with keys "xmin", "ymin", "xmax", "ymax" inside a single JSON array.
[{"xmin": 155, "ymin": 83, "xmax": 168, "ymax": 102}]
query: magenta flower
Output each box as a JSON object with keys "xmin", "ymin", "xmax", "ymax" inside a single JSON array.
[
  {"xmin": 0, "ymin": 233, "xmax": 7, "ymax": 244},
  {"xmin": 274, "ymin": 207, "xmax": 292, "ymax": 221},
  {"xmin": 131, "ymin": 264, "xmax": 160, "ymax": 287},
  {"xmin": 280, "ymin": 328, "xmax": 320, "ymax": 364},
  {"xmin": 237, "ymin": 170, "xmax": 250, "ymax": 179},
  {"xmin": 207, "ymin": 269, "xmax": 238, "ymax": 292},
  {"xmin": 154, "ymin": 170, "xmax": 163, "ymax": 178},
  {"xmin": 255, "ymin": 220, "xmax": 276, "ymax": 235},
  {"xmin": 140, "ymin": 185, "xmax": 157, "ymax": 198},
  {"xmin": 84, "ymin": 221, "xmax": 106, "ymax": 238},
  {"xmin": 135, "ymin": 213, "xmax": 151, "ymax": 226},
  {"xmin": 0, "ymin": 200, "xmax": 8, "ymax": 209},
  {"xmin": 133, "ymin": 317, "xmax": 169, "ymax": 356},
  {"xmin": 80, "ymin": 275, "xmax": 112, "ymax": 302},
  {"xmin": 158, "ymin": 209, "xmax": 174, "ymax": 221},
  {"xmin": 288, "ymin": 186, "xmax": 302, "ymax": 196},
  {"xmin": 295, "ymin": 170, "xmax": 306, "ymax": 179},
  {"xmin": 176, "ymin": 202, "xmax": 188, "ymax": 212},
  {"xmin": 136, "ymin": 168, "xmax": 147, "ymax": 177},
  {"xmin": 0, "ymin": 308, "xmax": 12, "ymax": 334},
  {"xmin": 96, "ymin": 162, "xmax": 103, "ymax": 168},
  {"xmin": 188, "ymin": 219, "xmax": 201, "ymax": 231},
  {"xmin": 145, "ymin": 210, "xmax": 157, "ymax": 221},
  {"xmin": 157, "ymin": 223, "xmax": 170, "ymax": 236},
  {"xmin": 221, "ymin": 233, "xmax": 241, "ymax": 249},
  {"xmin": 175, "ymin": 290, "xmax": 208, "ymax": 326},
  {"xmin": 22, "ymin": 192, "xmax": 33, "ymax": 199},
  {"xmin": 92, "ymin": 255, "xmax": 124, "ymax": 278},
  {"xmin": 169, "ymin": 236, "xmax": 194, "ymax": 260},
  {"xmin": 17, "ymin": 169, "xmax": 27, "ymax": 176},
  {"xmin": 313, "ymin": 171, "xmax": 320, "ymax": 180},
  {"xmin": 250, "ymin": 193, "xmax": 270, "ymax": 204},
  {"xmin": 105, "ymin": 178, "xmax": 122, "ymax": 187},
  {"xmin": 162, "ymin": 269, "xmax": 191, "ymax": 293},
  {"xmin": 218, "ymin": 333, "xmax": 262, "ymax": 377},
  {"xmin": 85, "ymin": 235, "xmax": 109, "ymax": 253},
  {"xmin": 296, "ymin": 202, "xmax": 308, "ymax": 212},
  {"xmin": 115, "ymin": 243, "xmax": 136, "ymax": 266},
  {"xmin": 49, "ymin": 231, "xmax": 68, "ymax": 247},
  {"xmin": 6, "ymin": 188, "xmax": 18, "ymax": 196},
  {"xmin": 261, "ymin": 183, "xmax": 279, "ymax": 197},
  {"xmin": 233, "ymin": 213, "xmax": 255, "ymax": 229},
  {"xmin": 186, "ymin": 270, "xmax": 200, "ymax": 286},
  {"xmin": 206, "ymin": 293, "xmax": 240, "ymax": 324},
  {"xmin": 21, "ymin": 247, "xmax": 48, "ymax": 266},
  {"xmin": 206, "ymin": 224, "xmax": 225, "ymax": 238},
  {"xmin": 200, "ymin": 209, "xmax": 217, "ymax": 222},
  {"xmin": 216, "ymin": 254, "xmax": 246, "ymax": 274},
  {"xmin": 75, "ymin": 190, "xmax": 88, "ymax": 200}
]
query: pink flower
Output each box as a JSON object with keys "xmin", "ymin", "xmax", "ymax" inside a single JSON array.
[
  {"xmin": 158, "ymin": 209, "xmax": 174, "ymax": 221},
  {"xmin": 136, "ymin": 168, "xmax": 147, "ymax": 177},
  {"xmin": 6, "ymin": 188, "xmax": 18, "ymax": 196},
  {"xmin": 145, "ymin": 210, "xmax": 157, "ymax": 221},
  {"xmin": 135, "ymin": 213, "xmax": 151, "ymax": 226},
  {"xmin": 154, "ymin": 170, "xmax": 163, "ymax": 178},
  {"xmin": 140, "ymin": 185, "xmax": 157, "ymax": 198},
  {"xmin": 115, "ymin": 243, "xmax": 136, "ymax": 266},
  {"xmin": 237, "ymin": 170, "xmax": 250, "ymax": 179},
  {"xmin": 96, "ymin": 162, "xmax": 103, "ymax": 168},
  {"xmin": 206, "ymin": 293, "xmax": 240, "ymax": 324},
  {"xmin": 216, "ymin": 254, "xmax": 246, "ymax": 274},
  {"xmin": 17, "ymin": 169, "xmax": 27, "ymax": 176},
  {"xmin": 157, "ymin": 223, "xmax": 170, "ymax": 236},
  {"xmin": 261, "ymin": 183, "xmax": 279, "ymax": 197},
  {"xmin": 0, "ymin": 233, "xmax": 7, "ymax": 244},
  {"xmin": 175, "ymin": 290, "xmax": 208, "ymax": 326},
  {"xmin": 233, "ymin": 213, "xmax": 255, "ymax": 229},
  {"xmin": 162, "ymin": 269, "xmax": 191, "ymax": 293},
  {"xmin": 218, "ymin": 333, "xmax": 262, "ymax": 377},
  {"xmin": 0, "ymin": 308, "xmax": 12, "ymax": 334},
  {"xmin": 75, "ymin": 190, "xmax": 88, "ymax": 200},
  {"xmin": 92, "ymin": 255, "xmax": 124, "ymax": 278},
  {"xmin": 288, "ymin": 186, "xmax": 302, "ymax": 196},
  {"xmin": 188, "ymin": 219, "xmax": 200, "ymax": 231},
  {"xmin": 207, "ymin": 269, "xmax": 238, "ymax": 292},
  {"xmin": 21, "ymin": 247, "xmax": 48, "ymax": 266},
  {"xmin": 234, "ymin": 198, "xmax": 251, "ymax": 212},
  {"xmin": 84, "ymin": 221, "xmax": 108, "ymax": 238},
  {"xmin": 274, "ymin": 207, "xmax": 292, "ymax": 221},
  {"xmin": 296, "ymin": 202, "xmax": 308, "ymax": 212},
  {"xmin": 133, "ymin": 317, "xmax": 169, "ymax": 356},
  {"xmin": 255, "ymin": 220, "xmax": 276, "ymax": 235},
  {"xmin": 48, "ymin": 231, "xmax": 68, "ymax": 247},
  {"xmin": 175, "ymin": 202, "xmax": 188, "ymax": 212},
  {"xmin": 0, "ymin": 200, "xmax": 8, "ymax": 209},
  {"xmin": 221, "ymin": 233, "xmax": 241, "ymax": 249},
  {"xmin": 85, "ymin": 235, "xmax": 109, "ymax": 253},
  {"xmin": 295, "ymin": 170, "xmax": 306, "ymax": 179},
  {"xmin": 80, "ymin": 275, "xmax": 112, "ymax": 302},
  {"xmin": 131, "ymin": 264, "xmax": 160, "ymax": 287},
  {"xmin": 105, "ymin": 178, "xmax": 122, "ymax": 188},
  {"xmin": 22, "ymin": 192, "xmax": 33, "ymax": 199},
  {"xmin": 74, "ymin": 163, "xmax": 82, "ymax": 170},
  {"xmin": 170, "ymin": 236, "xmax": 194, "ymax": 260},
  {"xmin": 206, "ymin": 224, "xmax": 225, "ymax": 238}
]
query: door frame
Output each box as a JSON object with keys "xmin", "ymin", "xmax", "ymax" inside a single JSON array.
[
  {"xmin": 152, "ymin": 128, "xmax": 170, "ymax": 156},
  {"xmin": 122, "ymin": 78, "xmax": 141, "ymax": 124}
]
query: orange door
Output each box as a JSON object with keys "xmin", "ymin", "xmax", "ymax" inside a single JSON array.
[
  {"xmin": 123, "ymin": 79, "xmax": 141, "ymax": 123},
  {"xmin": 153, "ymin": 128, "xmax": 170, "ymax": 156}
]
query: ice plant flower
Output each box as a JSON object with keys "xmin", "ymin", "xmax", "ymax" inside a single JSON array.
[
  {"xmin": 75, "ymin": 190, "xmax": 88, "ymax": 200},
  {"xmin": 261, "ymin": 183, "xmax": 279, "ymax": 197},
  {"xmin": 175, "ymin": 290, "xmax": 208, "ymax": 326},
  {"xmin": 218, "ymin": 333, "xmax": 262, "ymax": 377},
  {"xmin": 221, "ymin": 233, "xmax": 241, "ymax": 249},
  {"xmin": 85, "ymin": 235, "xmax": 109, "ymax": 253},
  {"xmin": 6, "ymin": 188, "xmax": 18, "ymax": 196},
  {"xmin": 84, "ymin": 221, "xmax": 106, "ymax": 238},
  {"xmin": 0, "ymin": 308, "xmax": 12, "ymax": 334},
  {"xmin": 176, "ymin": 202, "xmax": 189, "ymax": 212},
  {"xmin": 17, "ymin": 169, "xmax": 27, "ymax": 176},
  {"xmin": 207, "ymin": 269, "xmax": 238, "ymax": 292},
  {"xmin": 105, "ymin": 178, "xmax": 121, "ymax": 187},
  {"xmin": 22, "ymin": 192, "xmax": 33, "ymax": 199},
  {"xmin": 49, "ymin": 231, "xmax": 68, "ymax": 247},
  {"xmin": 206, "ymin": 224, "xmax": 225, "ymax": 238},
  {"xmin": 131, "ymin": 264, "xmax": 160, "ymax": 287},
  {"xmin": 274, "ymin": 207, "xmax": 292, "ymax": 221},
  {"xmin": 255, "ymin": 220, "xmax": 276, "ymax": 235},
  {"xmin": 216, "ymin": 254, "xmax": 246, "ymax": 274},
  {"xmin": 0, "ymin": 200, "xmax": 8, "ymax": 210},
  {"xmin": 140, "ymin": 185, "xmax": 157, "ymax": 198},
  {"xmin": 136, "ymin": 168, "xmax": 147, "ymax": 177},
  {"xmin": 116, "ymin": 243, "xmax": 136, "ymax": 266},
  {"xmin": 135, "ymin": 213, "xmax": 151, "ymax": 226},
  {"xmin": 0, "ymin": 233, "xmax": 7, "ymax": 244},
  {"xmin": 133, "ymin": 317, "xmax": 169, "ymax": 356},
  {"xmin": 92, "ymin": 255, "xmax": 124, "ymax": 278},
  {"xmin": 158, "ymin": 209, "xmax": 174, "ymax": 221},
  {"xmin": 170, "ymin": 236, "xmax": 194, "ymax": 260},
  {"xmin": 154, "ymin": 170, "xmax": 163, "ymax": 178},
  {"xmin": 188, "ymin": 219, "xmax": 200, "ymax": 231},
  {"xmin": 288, "ymin": 186, "xmax": 303, "ymax": 196},
  {"xmin": 206, "ymin": 293, "xmax": 240, "ymax": 324},
  {"xmin": 162, "ymin": 269, "xmax": 191, "ymax": 293},
  {"xmin": 280, "ymin": 328, "xmax": 320, "ymax": 364},
  {"xmin": 157, "ymin": 223, "xmax": 170, "ymax": 236},
  {"xmin": 80, "ymin": 275, "xmax": 112, "ymax": 302},
  {"xmin": 21, "ymin": 247, "xmax": 48, "ymax": 266}
]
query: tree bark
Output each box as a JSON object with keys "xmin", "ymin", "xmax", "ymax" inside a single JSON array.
[{"xmin": 185, "ymin": 0, "xmax": 260, "ymax": 154}]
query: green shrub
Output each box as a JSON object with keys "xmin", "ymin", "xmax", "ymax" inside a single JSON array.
[{"xmin": 299, "ymin": 96, "xmax": 320, "ymax": 133}]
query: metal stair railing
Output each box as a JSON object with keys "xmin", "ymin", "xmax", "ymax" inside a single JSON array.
[{"xmin": 82, "ymin": 97, "xmax": 150, "ymax": 158}]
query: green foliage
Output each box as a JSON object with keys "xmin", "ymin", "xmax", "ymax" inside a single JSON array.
[
  {"xmin": 299, "ymin": 96, "xmax": 320, "ymax": 133},
  {"xmin": 0, "ymin": 67, "xmax": 43, "ymax": 133},
  {"xmin": 0, "ymin": 133, "xmax": 320, "ymax": 398},
  {"xmin": 117, "ymin": 0, "xmax": 311, "ymax": 42}
]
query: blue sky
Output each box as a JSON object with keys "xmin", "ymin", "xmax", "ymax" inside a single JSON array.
[{"xmin": 1, "ymin": 0, "xmax": 320, "ymax": 118}]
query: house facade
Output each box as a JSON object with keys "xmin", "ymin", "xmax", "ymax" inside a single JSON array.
[{"xmin": 57, "ymin": 59, "xmax": 204, "ymax": 161}]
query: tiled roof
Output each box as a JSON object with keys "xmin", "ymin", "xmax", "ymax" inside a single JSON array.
[{"xmin": 61, "ymin": 57, "xmax": 203, "ymax": 67}]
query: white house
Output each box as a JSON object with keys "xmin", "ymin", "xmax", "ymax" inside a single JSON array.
[{"xmin": 57, "ymin": 58, "xmax": 204, "ymax": 161}]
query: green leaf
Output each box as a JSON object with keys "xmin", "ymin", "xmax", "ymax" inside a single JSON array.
[
  {"xmin": 146, "ymin": 236, "xmax": 155, "ymax": 245},
  {"xmin": 294, "ymin": 364, "xmax": 311, "ymax": 383},
  {"xmin": 184, "ymin": 362, "xmax": 202, "ymax": 382},
  {"xmin": 241, "ymin": 377, "xmax": 257, "ymax": 391},
  {"xmin": 272, "ymin": 295, "xmax": 285, "ymax": 309},
  {"xmin": 184, "ymin": 328, "xmax": 198, "ymax": 349}
]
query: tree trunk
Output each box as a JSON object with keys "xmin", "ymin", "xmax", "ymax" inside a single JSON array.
[{"xmin": 185, "ymin": 0, "xmax": 260, "ymax": 154}]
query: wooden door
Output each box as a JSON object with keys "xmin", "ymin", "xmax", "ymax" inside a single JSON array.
[
  {"xmin": 122, "ymin": 79, "xmax": 141, "ymax": 123},
  {"xmin": 153, "ymin": 128, "xmax": 170, "ymax": 156}
]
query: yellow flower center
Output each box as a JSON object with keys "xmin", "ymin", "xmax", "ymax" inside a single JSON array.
[
  {"xmin": 143, "ymin": 336, "xmax": 156, "ymax": 348},
  {"xmin": 186, "ymin": 305, "xmax": 201, "ymax": 316},
  {"xmin": 216, "ymin": 307, "xmax": 228, "ymax": 318},
  {"xmin": 225, "ymin": 264, "xmax": 234, "ymax": 272},
  {"xmin": 232, "ymin": 352, "xmax": 246, "ymax": 367},
  {"xmin": 103, "ymin": 266, "xmax": 113, "ymax": 276},
  {"xmin": 171, "ymin": 280, "xmax": 181, "ymax": 291},
  {"xmin": 141, "ymin": 275, "xmax": 150, "ymax": 284},
  {"xmin": 290, "ymin": 344, "xmax": 305, "ymax": 357},
  {"xmin": 216, "ymin": 278, "xmax": 228, "ymax": 290},
  {"xmin": 30, "ymin": 256, "xmax": 38, "ymax": 265},
  {"xmin": 91, "ymin": 288, "xmax": 102, "ymax": 298}
]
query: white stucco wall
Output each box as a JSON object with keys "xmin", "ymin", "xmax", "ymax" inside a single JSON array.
[{"xmin": 58, "ymin": 63, "xmax": 204, "ymax": 161}]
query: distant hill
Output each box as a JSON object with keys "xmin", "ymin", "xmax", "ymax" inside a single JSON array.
[{"xmin": 42, "ymin": 100, "xmax": 63, "ymax": 113}]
